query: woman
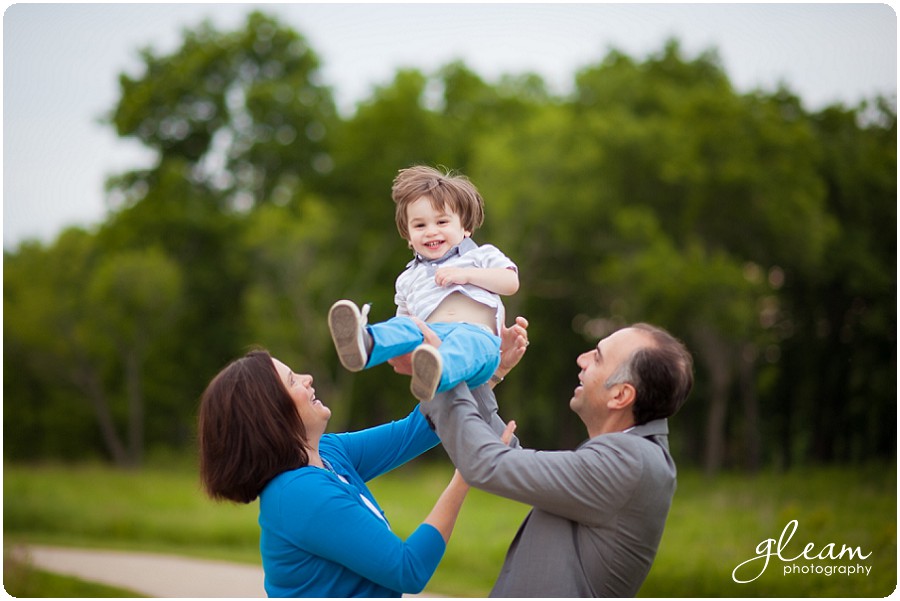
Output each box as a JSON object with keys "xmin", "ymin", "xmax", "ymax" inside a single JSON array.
[{"xmin": 198, "ymin": 316, "xmax": 528, "ymax": 597}]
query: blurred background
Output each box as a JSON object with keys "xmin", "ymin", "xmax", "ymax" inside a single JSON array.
[{"xmin": 3, "ymin": 3, "xmax": 897, "ymax": 595}]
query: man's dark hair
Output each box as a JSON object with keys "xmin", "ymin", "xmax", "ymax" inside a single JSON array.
[{"xmin": 606, "ymin": 323, "xmax": 694, "ymax": 425}]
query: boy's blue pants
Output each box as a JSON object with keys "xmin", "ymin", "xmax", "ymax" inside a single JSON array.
[{"xmin": 365, "ymin": 317, "xmax": 501, "ymax": 391}]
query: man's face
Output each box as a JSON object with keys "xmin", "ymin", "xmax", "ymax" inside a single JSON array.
[{"xmin": 570, "ymin": 328, "xmax": 651, "ymax": 418}]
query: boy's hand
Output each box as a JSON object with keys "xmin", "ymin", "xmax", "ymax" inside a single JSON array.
[
  {"xmin": 434, "ymin": 267, "xmax": 471, "ymax": 287},
  {"xmin": 436, "ymin": 266, "xmax": 519, "ymax": 296}
]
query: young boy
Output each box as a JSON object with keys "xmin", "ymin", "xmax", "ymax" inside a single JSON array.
[{"xmin": 328, "ymin": 165, "xmax": 519, "ymax": 401}]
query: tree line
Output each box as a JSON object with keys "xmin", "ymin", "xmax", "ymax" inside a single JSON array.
[{"xmin": 5, "ymin": 12, "xmax": 896, "ymax": 473}]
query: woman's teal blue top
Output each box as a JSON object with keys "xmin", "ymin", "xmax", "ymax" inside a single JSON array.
[{"xmin": 258, "ymin": 407, "xmax": 443, "ymax": 597}]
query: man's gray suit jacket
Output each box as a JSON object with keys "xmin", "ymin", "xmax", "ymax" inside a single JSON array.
[{"xmin": 421, "ymin": 384, "xmax": 676, "ymax": 597}]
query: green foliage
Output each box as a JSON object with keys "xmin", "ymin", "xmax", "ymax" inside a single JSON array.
[
  {"xmin": 770, "ymin": 98, "xmax": 897, "ymax": 467},
  {"xmin": 111, "ymin": 12, "xmax": 336, "ymax": 204},
  {"xmin": 3, "ymin": 11, "xmax": 895, "ymax": 472},
  {"xmin": 87, "ymin": 247, "xmax": 183, "ymax": 347}
]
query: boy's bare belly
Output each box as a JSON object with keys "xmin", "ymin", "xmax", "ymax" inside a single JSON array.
[{"xmin": 427, "ymin": 291, "xmax": 497, "ymax": 334}]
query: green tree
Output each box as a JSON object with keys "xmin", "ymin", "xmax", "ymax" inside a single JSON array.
[
  {"xmin": 5, "ymin": 231, "xmax": 107, "ymax": 461},
  {"xmin": 6, "ymin": 15, "xmax": 894, "ymax": 474},
  {"xmin": 86, "ymin": 247, "xmax": 183, "ymax": 467},
  {"xmin": 110, "ymin": 11, "xmax": 337, "ymax": 208},
  {"xmin": 239, "ymin": 198, "xmax": 364, "ymax": 430},
  {"xmin": 772, "ymin": 97, "xmax": 897, "ymax": 466},
  {"xmin": 99, "ymin": 159, "xmax": 247, "ymax": 421},
  {"xmin": 471, "ymin": 41, "xmax": 844, "ymax": 473},
  {"xmin": 96, "ymin": 10, "xmax": 340, "ymax": 455},
  {"xmin": 4, "ymin": 233, "xmax": 184, "ymax": 467}
]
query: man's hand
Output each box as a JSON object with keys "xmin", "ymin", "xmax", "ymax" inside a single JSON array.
[
  {"xmin": 497, "ymin": 316, "xmax": 529, "ymax": 377},
  {"xmin": 387, "ymin": 315, "xmax": 529, "ymax": 379}
]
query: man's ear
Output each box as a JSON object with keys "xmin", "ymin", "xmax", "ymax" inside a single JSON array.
[{"xmin": 607, "ymin": 383, "xmax": 637, "ymax": 411}]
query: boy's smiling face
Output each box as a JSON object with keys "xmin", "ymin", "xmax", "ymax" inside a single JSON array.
[{"xmin": 405, "ymin": 196, "xmax": 470, "ymax": 259}]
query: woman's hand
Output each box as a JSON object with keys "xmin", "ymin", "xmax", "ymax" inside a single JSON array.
[
  {"xmin": 500, "ymin": 419, "xmax": 517, "ymax": 445},
  {"xmin": 387, "ymin": 317, "xmax": 440, "ymax": 376}
]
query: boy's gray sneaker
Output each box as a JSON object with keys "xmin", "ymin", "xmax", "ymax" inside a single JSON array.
[
  {"xmin": 411, "ymin": 344, "xmax": 443, "ymax": 402},
  {"xmin": 328, "ymin": 300, "xmax": 371, "ymax": 372}
]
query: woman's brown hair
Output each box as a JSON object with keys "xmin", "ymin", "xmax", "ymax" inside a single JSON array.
[{"xmin": 198, "ymin": 350, "xmax": 309, "ymax": 503}]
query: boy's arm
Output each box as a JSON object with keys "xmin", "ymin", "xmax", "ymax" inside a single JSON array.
[{"xmin": 434, "ymin": 266, "xmax": 519, "ymax": 295}]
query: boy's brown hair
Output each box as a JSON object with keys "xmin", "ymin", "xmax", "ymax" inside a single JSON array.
[{"xmin": 391, "ymin": 165, "xmax": 485, "ymax": 240}]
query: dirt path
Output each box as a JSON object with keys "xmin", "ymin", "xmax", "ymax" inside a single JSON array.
[
  {"xmin": 14, "ymin": 545, "xmax": 266, "ymax": 597},
  {"xmin": 14, "ymin": 545, "xmax": 446, "ymax": 597}
]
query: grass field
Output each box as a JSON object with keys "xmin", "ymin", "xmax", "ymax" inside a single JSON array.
[{"xmin": 4, "ymin": 459, "xmax": 896, "ymax": 597}]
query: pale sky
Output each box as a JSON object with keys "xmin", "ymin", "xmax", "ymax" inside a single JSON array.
[{"xmin": 4, "ymin": 3, "xmax": 897, "ymax": 249}]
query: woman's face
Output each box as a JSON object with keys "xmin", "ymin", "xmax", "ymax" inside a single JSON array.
[{"xmin": 272, "ymin": 358, "xmax": 331, "ymax": 434}]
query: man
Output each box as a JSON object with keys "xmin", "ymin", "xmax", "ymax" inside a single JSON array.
[{"xmin": 419, "ymin": 322, "xmax": 693, "ymax": 597}]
